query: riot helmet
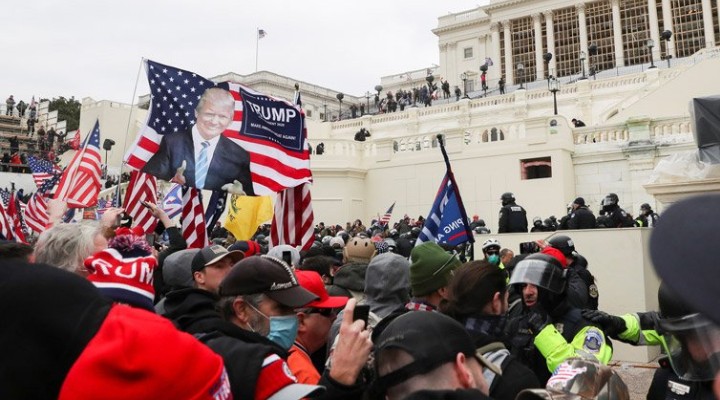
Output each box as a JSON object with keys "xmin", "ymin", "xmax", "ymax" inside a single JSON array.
[
  {"xmin": 509, "ymin": 253, "xmax": 566, "ymax": 294},
  {"xmin": 657, "ymin": 283, "xmax": 720, "ymax": 382},
  {"xmin": 501, "ymin": 192, "xmax": 515, "ymax": 206},
  {"xmin": 547, "ymin": 235, "xmax": 576, "ymax": 258},
  {"xmin": 604, "ymin": 193, "xmax": 619, "ymax": 206}
]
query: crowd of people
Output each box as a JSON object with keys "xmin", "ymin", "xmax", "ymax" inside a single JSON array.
[{"xmin": 3, "ymin": 183, "xmax": 714, "ymax": 400}]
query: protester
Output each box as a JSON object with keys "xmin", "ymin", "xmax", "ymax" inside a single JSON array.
[
  {"xmin": 190, "ymin": 244, "xmax": 244, "ymax": 294},
  {"xmin": 407, "ymin": 242, "xmax": 461, "ymax": 311},
  {"xmin": 443, "ymin": 261, "xmax": 542, "ymax": 400}
]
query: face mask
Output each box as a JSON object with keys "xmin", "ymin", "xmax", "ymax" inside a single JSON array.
[
  {"xmin": 267, "ymin": 315, "xmax": 299, "ymax": 351},
  {"xmin": 488, "ymin": 254, "xmax": 500, "ymax": 265}
]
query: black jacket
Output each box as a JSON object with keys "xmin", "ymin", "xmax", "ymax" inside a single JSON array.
[
  {"xmin": 498, "ymin": 202, "xmax": 528, "ymax": 233},
  {"xmin": 647, "ymin": 357, "xmax": 714, "ymax": 400},
  {"xmin": 567, "ymin": 206, "xmax": 596, "ymax": 229}
]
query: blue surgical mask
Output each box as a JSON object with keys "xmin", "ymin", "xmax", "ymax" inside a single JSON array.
[
  {"xmin": 267, "ymin": 315, "xmax": 299, "ymax": 351},
  {"xmin": 488, "ymin": 254, "xmax": 500, "ymax": 265}
]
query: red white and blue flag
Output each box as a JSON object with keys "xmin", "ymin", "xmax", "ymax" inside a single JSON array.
[
  {"xmin": 181, "ymin": 187, "xmax": 208, "ymax": 249},
  {"xmin": 162, "ymin": 183, "xmax": 183, "ymax": 219},
  {"xmin": 54, "ymin": 120, "xmax": 102, "ymax": 208},
  {"xmin": 124, "ymin": 60, "xmax": 311, "ymax": 196},
  {"xmin": 122, "ymin": 170, "xmax": 158, "ymax": 234},
  {"xmin": 379, "ymin": 202, "xmax": 396, "ymax": 227},
  {"xmin": 24, "ymin": 172, "xmax": 61, "ymax": 233},
  {"xmin": 27, "ymin": 156, "xmax": 61, "ymax": 189}
]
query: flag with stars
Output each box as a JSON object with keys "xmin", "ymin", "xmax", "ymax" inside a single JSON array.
[
  {"xmin": 54, "ymin": 120, "xmax": 102, "ymax": 208},
  {"xmin": 124, "ymin": 59, "xmax": 311, "ymax": 196},
  {"xmin": 28, "ymin": 156, "xmax": 61, "ymax": 188},
  {"xmin": 24, "ymin": 172, "xmax": 61, "ymax": 233}
]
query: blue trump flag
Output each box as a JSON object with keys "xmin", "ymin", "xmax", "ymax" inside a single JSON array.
[{"xmin": 416, "ymin": 135, "xmax": 474, "ymax": 247}]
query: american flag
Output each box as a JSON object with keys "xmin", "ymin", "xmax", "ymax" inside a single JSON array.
[
  {"xmin": 124, "ymin": 60, "xmax": 311, "ymax": 196},
  {"xmin": 258, "ymin": 29, "xmax": 267, "ymax": 39},
  {"xmin": 547, "ymin": 363, "xmax": 588, "ymax": 388},
  {"xmin": 24, "ymin": 172, "xmax": 61, "ymax": 233},
  {"xmin": 0, "ymin": 202, "xmax": 11, "ymax": 240},
  {"xmin": 181, "ymin": 187, "xmax": 208, "ymax": 249},
  {"xmin": 162, "ymin": 183, "xmax": 183, "ymax": 219},
  {"xmin": 379, "ymin": 202, "xmax": 396, "ymax": 226},
  {"xmin": 122, "ymin": 170, "xmax": 158, "ymax": 234},
  {"xmin": 27, "ymin": 156, "xmax": 61, "ymax": 188},
  {"xmin": 5, "ymin": 191, "xmax": 26, "ymax": 243},
  {"xmin": 0, "ymin": 189, "xmax": 9, "ymax": 207},
  {"xmin": 54, "ymin": 120, "xmax": 102, "ymax": 208},
  {"xmin": 270, "ymin": 182, "xmax": 314, "ymax": 251}
]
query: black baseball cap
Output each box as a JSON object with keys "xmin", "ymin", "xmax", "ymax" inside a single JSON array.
[
  {"xmin": 191, "ymin": 245, "xmax": 244, "ymax": 273},
  {"xmin": 650, "ymin": 194, "xmax": 720, "ymax": 325},
  {"xmin": 218, "ymin": 255, "xmax": 318, "ymax": 308},
  {"xmin": 373, "ymin": 311, "xmax": 501, "ymax": 394}
]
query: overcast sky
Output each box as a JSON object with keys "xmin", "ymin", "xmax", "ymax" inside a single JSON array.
[{"xmin": 2, "ymin": 1, "xmax": 489, "ymax": 105}]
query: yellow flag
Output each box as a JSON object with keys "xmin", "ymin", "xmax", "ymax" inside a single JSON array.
[{"xmin": 224, "ymin": 195, "xmax": 273, "ymax": 240}]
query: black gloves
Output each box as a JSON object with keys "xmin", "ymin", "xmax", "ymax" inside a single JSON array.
[
  {"xmin": 581, "ymin": 309, "xmax": 627, "ymax": 337},
  {"xmin": 527, "ymin": 310, "xmax": 551, "ymax": 335}
]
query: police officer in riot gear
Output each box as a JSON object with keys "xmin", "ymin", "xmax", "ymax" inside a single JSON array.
[
  {"xmin": 505, "ymin": 253, "xmax": 612, "ymax": 384},
  {"xmin": 546, "ymin": 235, "xmax": 599, "ymax": 310},
  {"xmin": 498, "ymin": 192, "xmax": 528, "ymax": 233},
  {"xmin": 601, "ymin": 193, "xmax": 633, "ymax": 228}
]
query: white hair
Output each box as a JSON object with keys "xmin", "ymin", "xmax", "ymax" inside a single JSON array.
[{"xmin": 34, "ymin": 222, "xmax": 102, "ymax": 274}]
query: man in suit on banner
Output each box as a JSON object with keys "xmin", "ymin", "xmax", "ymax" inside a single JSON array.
[{"xmin": 143, "ymin": 87, "xmax": 254, "ymax": 194}]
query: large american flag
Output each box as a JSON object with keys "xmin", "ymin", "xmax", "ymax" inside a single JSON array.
[
  {"xmin": 122, "ymin": 170, "xmax": 158, "ymax": 234},
  {"xmin": 27, "ymin": 156, "xmax": 61, "ymax": 188},
  {"xmin": 270, "ymin": 183, "xmax": 314, "ymax": 251},
  {"xmin": 181, "ymin": 187, "xmax": 208, "ymax": 249},
  {"xmin": 54, "ymin": 120, "xmax": 102, "ymax": 208},
  {"xmin": 124, "ymin": 59, "xmax": 311, "ymax": 196},
  {"xmin": 0, "ymin": 202, "xmax": 12, "ymax": 240},
  {"xmin": 24, "ymin": 173, "xmax": 61, "ymax": 233}
]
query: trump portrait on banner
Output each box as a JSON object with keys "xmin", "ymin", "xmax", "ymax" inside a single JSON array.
[{"xmin": 142, "ymin": 87, "xmax": 254, "ymax": 194}]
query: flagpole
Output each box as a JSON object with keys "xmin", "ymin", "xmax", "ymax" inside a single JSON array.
[
  {"xmin": 117, "ymin": 57, "xmax": 146, "ymax": 176},
  {"xmin": 436, "ymin": 134, "xmax": 474, "ymax": 244},
  {"xmin": 255, "ymin": 28, "xmax": 259, "ymax": 72}
]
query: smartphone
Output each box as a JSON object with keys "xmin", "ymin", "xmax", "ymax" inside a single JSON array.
[
  {"xmin": 145, "ymin": 234, "xmax": 155, "ymax": 246},
  {"xmin": 140, "ymin": 201, "xmax": 151, "ymax": 208},
  {"xmin": 353, "ymin": 305, "xmax": 370, "ymax": 326},
  {"xmin": 281, "ymin": 251, "xmax": 293, "ymax": 267}
]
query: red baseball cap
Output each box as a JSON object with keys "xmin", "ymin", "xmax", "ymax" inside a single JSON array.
[{"xmin": 295, "ymin": 270, "xmax": 348, "ymax": 309}]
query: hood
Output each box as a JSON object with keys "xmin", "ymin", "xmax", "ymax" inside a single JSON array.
[
  {"xmin": 363, "ymin": 253, "xmax": 410, "ymax": 319},
  {"xmin": 162, "ymin": 288, "xmax": 222, "ymax": 333},
  {"xmin": 332, "ymin": 262, "xmax": 367, "ymax": 292}
]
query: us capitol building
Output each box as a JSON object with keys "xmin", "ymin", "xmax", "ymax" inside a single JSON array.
[{"xmin": 79, "ymin": 0, "xmax": 720, "ymax": 231}]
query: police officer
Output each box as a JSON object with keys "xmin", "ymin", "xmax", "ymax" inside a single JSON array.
[
  {"xmin": 600, "ymin": 193, "xmax": 633, "ymax": 228},
  {"xmin": 567, "ymin": 197, "xmax": 596, "ymax": 230},
  {"xmin": 546, "ymin": 235, "xmax": 599, "ymax": 310},
  {"xmin": 636, "ymin": 203, "xmax": 660, "ymax": 227},
  {"xmin": 505, "ymin": 253, "xmax": 612, "ymax": 384},
  {"xmin": 582, "ymin": 283, "xmax": 717, "ymax": 400},
  {"xmin": 498, "ymin": 192, "xmax": 528, "ymax": 233}
]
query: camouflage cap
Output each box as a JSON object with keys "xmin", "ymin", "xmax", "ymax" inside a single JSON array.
[{"xmin": 516, "ymin": 359, "xmax": 629, "ymax": 400}]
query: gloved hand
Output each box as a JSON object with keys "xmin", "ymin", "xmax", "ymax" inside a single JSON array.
[
  {"xmin": 581, "ymin": 309, "xmax": 627, "ymax": 337},
  {"xmin": 527, "ymin": 310, "xmax": 551, "ymax": 335}
]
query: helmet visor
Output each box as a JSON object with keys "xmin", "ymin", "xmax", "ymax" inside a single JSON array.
[
  {"xmin": 509, "ymin": 259, "xmax": 566, "ymax": 294},
  {"xmin": 658, "ymin": 313, "xmax": 720, "ymax": 381}
]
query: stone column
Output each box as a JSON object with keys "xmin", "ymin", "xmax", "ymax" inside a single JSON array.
[
  {"xmin": 648, "ymin": 0, "xmax": 662, "ymax": 60},
  {"xmin": 544, "ymin": 11, "xmax": 557, "ymax": 76},
  {"xmin": 661, "ymin": 0, "xmax": 676, "ymax": 57},
  {"xmin": 491, "ymin": 22, "xmax": 502, "ymax": 81},
  {"xmin": 612, "ymin": 0, "xmax": 625, "ymax": 67},
  {"xmin": 701, "ymin": 0, "xmax": 716, "ymax": 47},
  {"xmin": 503, "ymin": 20, "xmax": 514, "ymax": 84},
  {"xmin": 533, "ymin": 13, "xmax": 545, "ymax": 80},
  {"xmin": 577, "ymin": 3, "xmax": 589, "ymax": 74}
]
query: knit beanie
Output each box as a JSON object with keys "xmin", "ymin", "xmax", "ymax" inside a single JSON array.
[
  {"xmin": 343, "ymin": 237, "xmax": 376, "ymax": 263},
  {"xmin": 409, "ymin": 242, "xmax": 461, "ymax": 297},
  {"xmin": 85, "ymin": 229, "xmax": 157, "ymax": 311}
]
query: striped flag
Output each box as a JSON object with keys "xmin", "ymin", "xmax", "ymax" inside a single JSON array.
[
  {"xmin": 181, "ymin": 187, "xmax": 208, "ymax": 249},
  {"xmin": 5, "ymin": 192, "xmax": 26, "ymax": 243},
  {"xmin": 379, "ymin": 202, "xmax": 396, "ymax": 227},
  {"xmin": 122, "ymin": 170, "xmax": 158, "ymax": 234},
  {"xmin": 54, "ymin": 120, "xmax": 102, "ymax": 208},
  {"xmin": 0, "ymin": 203, "xmax": 12, "ymax": 240},
  {"xmin": 27, "ymin": 156, "xmax": 61, "ymax": 188},
  {"xmin": 24, "ymin": 172, "xmax": 61, "ymax": 233},
  {"xmin": 124, "ymin": 60, "xmax": 311, "ymax": 196},
  {"xmin": 258, "ymin": 29, "xmax": 267, "ymax": 39},
  {"xmin": 270, "ymin": 182, "xmax": 314, "ymax": 251}
]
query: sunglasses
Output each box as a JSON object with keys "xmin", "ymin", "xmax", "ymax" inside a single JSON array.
[{"xmin": 304, "ymin": 308, "xmax": 337, "ymax": 318}]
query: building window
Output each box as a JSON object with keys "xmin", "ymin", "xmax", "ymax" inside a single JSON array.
[
  {"xmin": 672, "ymin": 0, "xmax": 705, "ymax": 58},
  {"xmin": 482, "ymin": 128, "xmax": 505, "ymax": 142},
  {"xmin": 306, "ymin": 110, "xmax": 313, "ymax": 118},
  {"xmin": 621, "ymin": 0, "xmax": 651, "ymax": 66},
  {"xmin": 521, "ymin": 157, "xmax": 552, "ymax": 179},
  {"xmin": 586, "ymin": 0, "xmax": 616, "ymax": 72},
  {"xmin": 464, "ymin": 47, "xmax": 474, "ymax": 58},
  {"xmin": 512, "ymin": 16, "xmax": 536, "ymax": 84},
  {"xmin": 554, "ymin": 7, "xmax": 582, "ymax": 78}
]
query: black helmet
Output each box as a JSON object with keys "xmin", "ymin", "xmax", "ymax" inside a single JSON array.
[
  {"xmin": 547, "ymin": 235, "xmax": 576, "ymax": 258},
  {"xmin": 509, "ymin": 253, "xmax": 566, "ymax": 294},
  {"xmin": 501, "ymin": 192, "xmax": 515, "ymax": 203},
  {"xmin": 477, "ymin": 219, "xmax": 486, "ymax": 226},
  {"xmin": 604, "ymin": 193, "xmax": 619, "ymax": 206},
  {"xmin": 656, "ymin": 283, "xmax": 720, "ymax": 382},
  {"xmin": 640, "ymin": 203, "xmax": 651, "ymax": 211}
]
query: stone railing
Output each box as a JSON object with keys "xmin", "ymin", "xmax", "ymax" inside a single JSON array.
[{"xmin": 573, "ymin": 116, "xmax": 694, "ymax": 145}]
